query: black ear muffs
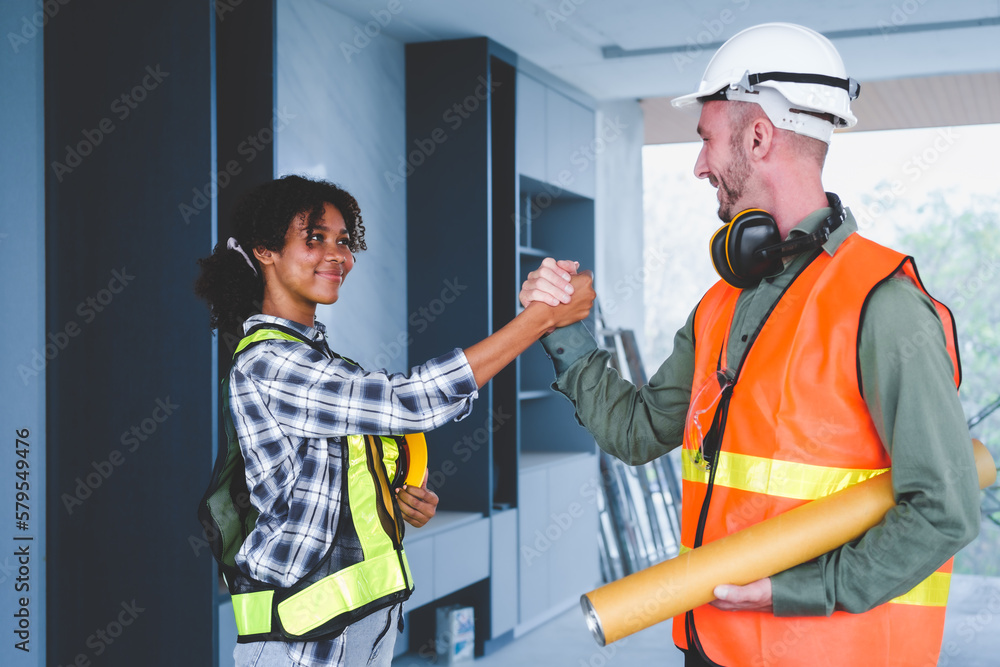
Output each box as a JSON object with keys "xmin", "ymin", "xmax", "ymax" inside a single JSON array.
[
  {"xmin": 710, "ymin": 209, "xmax": 783, "ymax": 288},
  {"xmin": 710, "ymin": 193, "xmax": 846, "ymax": 289}
]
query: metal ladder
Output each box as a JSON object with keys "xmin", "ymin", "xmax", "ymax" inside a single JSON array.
[{"xmin": 592, "ymin": 302, "xmax": 684, "ymax": 582}]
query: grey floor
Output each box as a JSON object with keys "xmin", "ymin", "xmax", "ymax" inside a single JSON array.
[
  {"xmin": 393, "ymin": 604, "xmax": 682, "ymax": 667},
  {"xmin": 393, "ymin": 574, "xmax": 1000, "ymax": 666}
]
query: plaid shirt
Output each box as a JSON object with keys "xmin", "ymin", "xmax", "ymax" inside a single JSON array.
[{"xmin": 229, "ymin": 314, "xmax": 478, "ymax": 664}]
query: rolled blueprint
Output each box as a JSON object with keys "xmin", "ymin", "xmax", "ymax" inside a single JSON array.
[{"xmin": 582, "ymin": 439, "xmax": 997, "ymax": 646}]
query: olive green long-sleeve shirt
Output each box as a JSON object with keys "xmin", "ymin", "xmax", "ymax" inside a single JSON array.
[{"xmin": 541, "ymin": 208, "xmax": 981, "ymax": 616}]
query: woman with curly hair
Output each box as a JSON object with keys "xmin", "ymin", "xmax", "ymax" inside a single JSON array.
[{"xmin": 195, "ymin": 175, "xmax": 592, "ymax": 666}]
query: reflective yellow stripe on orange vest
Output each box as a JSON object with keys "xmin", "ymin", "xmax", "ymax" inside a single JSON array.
[
  {"xmin": 681, "ymin": 448, "xmax": 889, "ymax": 501},
  {"xmin": 890, "ymin": 571, "xmax": 950, "ymax": 606},
  {"xmin": 677, "ymin": 448, "xmax": 949, "ymax": 609}
]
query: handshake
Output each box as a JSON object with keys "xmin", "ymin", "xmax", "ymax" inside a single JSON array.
[
  {"xmin": 462, "ymin": 258, "xmax": 594, "ymax": 388},
  {"xmin": 520, "ymin": 258, "xmax": 595, "ymax": 332}
]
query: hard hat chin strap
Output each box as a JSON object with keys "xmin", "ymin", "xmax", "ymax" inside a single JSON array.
[{"xmin": 736, "ymin": 70, "xmax": 861, "ymax": 100}]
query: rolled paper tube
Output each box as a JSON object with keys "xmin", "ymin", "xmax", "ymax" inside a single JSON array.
[{"xmin": 582, "ymin": 439, "xmax": 997, "ymax": 646}]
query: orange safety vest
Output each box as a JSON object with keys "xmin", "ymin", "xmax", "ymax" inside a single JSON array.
[{"xmin": 674, "ymin": 232, "xmax": 961, "ymax": 667}]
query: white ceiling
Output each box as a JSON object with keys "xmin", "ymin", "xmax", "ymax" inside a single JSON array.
[
  {"xmin": 320, "ymin": 0, "xmax": 1000, "ymax": 100},
  {"xmin": 319, "ymin": 0, "xmax": 1000, "ymax": 140}
]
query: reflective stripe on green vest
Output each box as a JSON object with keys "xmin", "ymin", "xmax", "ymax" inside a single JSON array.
[
  {"xmin": 234, "ymin": 327, "xmax": 304, "ymax": 355},
  {"xmin": 227, "ymin": 328, "xmax": 413, "ymax": 639},
  {"xmin": 381, "ymin": 436, "xmax": 400, "ymax": 488},
  {"xmin": 233, "ymin": 434, "xmax": 413, "ymax": 636}
]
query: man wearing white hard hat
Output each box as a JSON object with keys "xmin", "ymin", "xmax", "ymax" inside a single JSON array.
[{"xmin": 521, "ymin": 23, "xmax": 980, "ymax": 667}]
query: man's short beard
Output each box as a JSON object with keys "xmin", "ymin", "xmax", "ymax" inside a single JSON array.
[
  {"xmin": 716, "ymin": 102, "xmax": 759, "ymax": 222},
  {"xmin": 717, "ymin": 142, "xmax": 752, "ymax": 222}
]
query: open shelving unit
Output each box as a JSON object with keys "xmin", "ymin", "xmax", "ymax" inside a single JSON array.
[{"xmin": 404, "ymin": 37, "xmax": 600, "ymax": 655}]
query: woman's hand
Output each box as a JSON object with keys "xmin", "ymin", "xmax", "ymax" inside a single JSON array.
[
  {"xmin": 397, "ymin": 470, "xmax": 439, "ymax": 528},
  {"xmin": 542, "ymin": 270, "xmax": 595, "ymax": 329}
]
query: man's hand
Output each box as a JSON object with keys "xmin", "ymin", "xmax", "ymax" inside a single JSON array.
[
  {"xmin": 397, "ymin": 470, "xmax": 438, "ymax": 528},
  {"xmin": 711, "ymin": 578, "xmax": 773, "ymax": 613},
  {"xmin": 520, "ymin": 258, "xmax": 580, "ymax": 308}
]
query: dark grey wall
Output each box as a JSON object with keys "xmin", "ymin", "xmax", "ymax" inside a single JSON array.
[{"xmin": 45, "ymin": 1, "xmax": 215, "ymax": 663}]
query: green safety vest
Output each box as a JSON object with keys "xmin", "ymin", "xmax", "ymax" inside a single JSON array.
[{"xmin": 197, "ymin": 324, "xmax": 415, "ymax": 642}]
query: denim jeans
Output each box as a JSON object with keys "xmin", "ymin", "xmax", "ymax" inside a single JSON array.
[
  {"xmin": 234, "ymin": 604, "xmax": 399, "ymax": 666},
  {"xmin": 342, "ymin": 604, "xmax": 399, "ymax": 666}
]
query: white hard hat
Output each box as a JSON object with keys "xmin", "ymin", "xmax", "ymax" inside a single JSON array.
[{"xmin": 671, "ymin": 23, "xmax": 860, "ymax": 144}]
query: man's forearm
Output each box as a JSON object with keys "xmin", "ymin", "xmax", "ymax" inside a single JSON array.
[{"xmin": 541, "ymin": 321, "xmax": 694, "ymax": 466}]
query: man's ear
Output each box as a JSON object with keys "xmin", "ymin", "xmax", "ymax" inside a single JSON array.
[
  {"xmin": 749, "ymin": 117, "xmax": 774, "ymax": 159},
  {"xmin": 253, "ymin": 246, "xmax": 274, "ymax": 267}
]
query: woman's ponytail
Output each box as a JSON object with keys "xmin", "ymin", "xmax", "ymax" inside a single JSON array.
[{"xmin": 194, "ymin": 238, "xmax": 263, "ymax": 333}]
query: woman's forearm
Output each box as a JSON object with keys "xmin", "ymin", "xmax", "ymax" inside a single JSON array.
[{"xmin": 464, "ymin": 272, "xmax": 594, "ymax": 388}]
